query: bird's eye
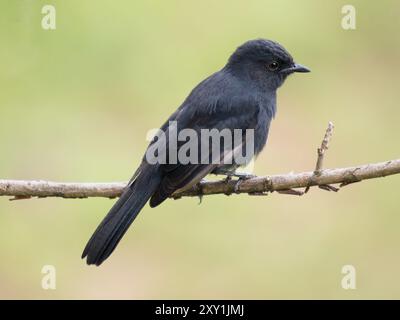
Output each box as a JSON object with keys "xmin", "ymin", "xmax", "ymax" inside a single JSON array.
[{"xmin": 267, "ymin": 61, "xmax": 279, "ymax": 71}]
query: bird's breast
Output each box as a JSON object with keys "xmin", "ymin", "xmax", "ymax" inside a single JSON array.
[{"xmin": 253, "ymin": 102, "xmax": 275, "ymax": 155}]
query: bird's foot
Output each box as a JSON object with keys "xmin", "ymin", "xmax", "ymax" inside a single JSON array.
[
  {"xmin": 224, "ymin": 175, "xmax": 232, "ymax": 183},
  {"xmin": 229, "ymin": 171, "xmax": 255, "ymax": 180},
  {"xmin": 215, "ymin": 168, "xmax": 256, "ymax": 180},
  {"xmin": 218, "ymin": 171, "xmax": 256, "ymax": 194},
  {"xmin": 215, "ymin": 169, "xmax": 256, "ymax": 194},
  {"xmin": 233, "ymin": 173, "xmax": 256, "ymax": 193}
]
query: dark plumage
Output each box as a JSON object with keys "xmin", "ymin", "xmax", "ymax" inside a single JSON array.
[{"xmin": 82, "ymin": 39, "xmax": 310, "ymax": 266}]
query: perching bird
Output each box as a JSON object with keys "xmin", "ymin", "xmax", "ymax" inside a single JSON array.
[{"xmin": 82, "ymin": 39, "xmax": 310, "ymax": 265}]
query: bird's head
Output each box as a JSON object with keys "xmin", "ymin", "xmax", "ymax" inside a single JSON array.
[{"xmin": 227, "ymin": 39, "xmax": 310, "ymax": 90}]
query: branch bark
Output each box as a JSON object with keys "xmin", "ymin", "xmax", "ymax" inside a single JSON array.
[
  {"xmin": 0, "ymin": 159, "xmax": 399, "ymax": 200},
  {"xmin": 1, "ymin": 122, "xmax": 399, "ymax": 200}
]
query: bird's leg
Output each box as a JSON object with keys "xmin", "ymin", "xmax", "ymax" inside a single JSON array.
[
  {"xmin": 213, "ymin": 168, "xmax": 256, "ymax": 193},
  {"xmin": 232, "ymin": 172, "xmax": 257, "ymax": 180},
  {"xmin": 224, "ymin": 174, "xmax": 232, "ymax": 184},
  {"xmin": 232, "ymin": 173, "xmax": 257, "ymax": 193}
]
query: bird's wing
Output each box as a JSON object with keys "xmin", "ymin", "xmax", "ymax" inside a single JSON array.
[{"xmin": 148, "ymin": 87, "xmax": 260, "ymax": 207}]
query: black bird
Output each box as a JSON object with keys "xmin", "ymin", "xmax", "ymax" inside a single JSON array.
[{"xmin": 82, "ymin": 39, "xmax": 310, "ymax": 265}]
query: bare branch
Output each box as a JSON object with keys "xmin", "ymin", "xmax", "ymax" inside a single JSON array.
[
  {"xmin": 175, "ymin": 159, "xmax": 400, "ymax": 198},
  {"xmin": 1, "ymin": 122, "xmax": 399, "ymax": 200},
  {"xmin": 0, "ymin": 159, "xmax": 399, "ymax": 199},
  {"xmin": 0, "ymin": 181, "xmax": 126, "ymax": 199}
]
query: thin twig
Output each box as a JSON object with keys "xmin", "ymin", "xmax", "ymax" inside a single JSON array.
[
  {"xmin": 315, "ymin": 121, "xmax": 334, "ymax": 173},
  {"xmin": 305, "ymin": 122, "xmax": 334, "ymax": 193}
]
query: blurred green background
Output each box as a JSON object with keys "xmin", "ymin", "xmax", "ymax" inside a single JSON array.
[{"xmin": 1, "ymin": 0, "xmax": 399, "ymax": 299}]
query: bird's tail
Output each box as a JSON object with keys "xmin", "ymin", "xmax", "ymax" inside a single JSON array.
[{"xmin": 82, "ymin": 168, "xmax": 160, "ymax": 266}]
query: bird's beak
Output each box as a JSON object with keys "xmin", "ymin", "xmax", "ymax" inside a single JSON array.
[{"xmin": 280, "ymin": 63, "xmax": 311, "ymax": 74}]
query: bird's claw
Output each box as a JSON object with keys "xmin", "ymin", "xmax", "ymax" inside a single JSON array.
[
  {"xmin": 230, "ymin": 172, "xmax": 256, "ymax": 180},
  {"xmin": 233, "ymin": 174, "xmax": 255, "ymax": 193},
  {"xmin": 224, "ymin": 175, "xmax": 232, "ymax": 183},
  {"xmin": 234, "ymin": 180, "xmax": 242, "ymax": 193}
]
